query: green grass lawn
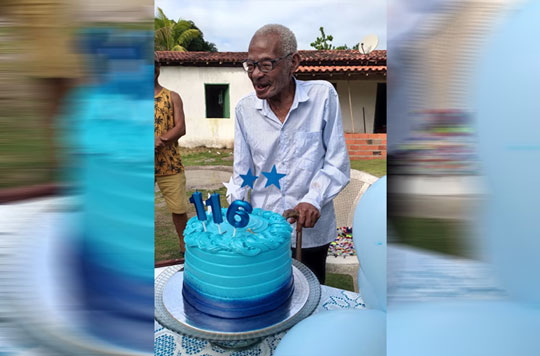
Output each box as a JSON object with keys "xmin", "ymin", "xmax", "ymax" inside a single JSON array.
[
  {"xmin": 326, "ymin": 273, "xmax": 354, "ymax": 291},
  {"xmin": 350, "ymin": 159, "xmax": 386, "ymax": 177},
  {"xmin": 390, "ymin": 216, "xmax": 473, "ymax": 258},
  {"xmin": 0, "ymin": 118, "xmax": 56, "ymax": 189},
  {"xmin": 179, "ymin": 147, "xmax": 233, "ymax": 167}
]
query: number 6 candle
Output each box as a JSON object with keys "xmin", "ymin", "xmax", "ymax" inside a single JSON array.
[{"xmin": 227, "ymin": 200, "xmax": 253, "ymax": 237}]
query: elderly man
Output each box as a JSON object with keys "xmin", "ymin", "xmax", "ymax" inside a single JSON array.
[{"xmin": 232, "ymin": 24, "xmax": 350, "ymax": 283}]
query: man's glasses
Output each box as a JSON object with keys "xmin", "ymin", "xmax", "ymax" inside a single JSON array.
[{"xmin": 242, "ymin": 53, "xmax": 292, "ymax": 73}]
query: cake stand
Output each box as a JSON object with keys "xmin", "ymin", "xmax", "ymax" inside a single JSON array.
[{"xmin": 155, "ymin": 259, "xmax": 321, "ymax": 349}]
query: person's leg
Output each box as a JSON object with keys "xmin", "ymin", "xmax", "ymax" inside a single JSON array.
[
  {"xmin": 172, "ymin": 212, "xmax": 187, "ymax": 252},
  {"xmin": 292, "ymin": 243, "xmax": 331, "ymax": 284},
  {"xmin": 156, "ymin": 172, "xmax": 188, "ymax": 253}
]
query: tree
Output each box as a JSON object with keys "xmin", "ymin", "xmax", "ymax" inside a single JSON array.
[
  {"xmin": 310, "ymin": 27, "xmax": 359, "ymax": 51},
  {"xmin": 154, "ymin": 7, "xmax": 217, "ymax": 52},
  {"xmin": 185, "ymin": 32, "xmax": 218, "ymax": 52},
  {"xmin": 310, "ymin": 27, "xmax": 334, "ymax": 50}
]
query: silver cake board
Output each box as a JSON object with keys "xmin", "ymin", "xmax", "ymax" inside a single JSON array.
[{"xmin": 154, "ymin": 259, "xmax": 321, "ymax": 349}]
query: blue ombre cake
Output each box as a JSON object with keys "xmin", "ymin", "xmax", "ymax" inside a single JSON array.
[
  {"xmin": 183, "ymin": 208, "xmax": 294, "ymax": 318},
  {"xmin": 65, "ymin": 29, "xmax": 155, "ymax": 352}
]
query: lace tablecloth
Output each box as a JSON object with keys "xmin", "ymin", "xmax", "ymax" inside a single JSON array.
[{"xmin": 154, "ymin": 285, "xmax": 365, "ymax": 356}]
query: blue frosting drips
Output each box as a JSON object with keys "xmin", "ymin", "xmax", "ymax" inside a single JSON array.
[{"xmin": 184, "ymin": 208, "xmax": 292, "ymax": 256}]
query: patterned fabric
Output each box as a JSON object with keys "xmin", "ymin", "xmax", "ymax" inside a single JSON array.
[
  {"xmin": 319, "ymin": 287, "xmax": 366, "ymax": 312},
  {"xmin": 155, "ymin": 88, "xmax": 183, "ymax": 176},
  {"xmin": 154, "ymin": 286, "xmax": 365, "ymax": 356}
]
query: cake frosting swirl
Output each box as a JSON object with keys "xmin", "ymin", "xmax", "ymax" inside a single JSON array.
[{"xmin": 184, "ymin": 208, "xmax": 291, "ymax": 256}]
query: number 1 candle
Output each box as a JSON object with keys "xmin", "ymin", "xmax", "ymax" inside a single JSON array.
[
  {"xmin": 206, "ymin": 193, "xmax": 223, "ymax": 233},
  {"xmin": 189, "ymin": 191, "xmax": 207, "ymax": 231}
]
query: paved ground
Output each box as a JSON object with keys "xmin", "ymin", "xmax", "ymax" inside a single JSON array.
[
  {"xmin": 184, "ymin": 166, "xmax": 232, "ymax": 191},
  {"xmin": 154, "ymin": 166, "xmax": 233, "ymax": 192},
  {"xmin": 389, "ymin": 175, "xmax": 485, "ymax": 220}
]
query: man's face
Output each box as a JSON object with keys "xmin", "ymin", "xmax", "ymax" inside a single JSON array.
[{"xmin": 247, "ymin": 34, "xmax": 293, "ymax": 100}]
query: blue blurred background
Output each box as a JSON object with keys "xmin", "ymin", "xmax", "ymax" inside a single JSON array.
[
  {"xmin": 1, "ymin": 1, "xmax": 155, "ymax": 355},
  {"xmin": 388, "ymin": 0, "xmax": 540, "ymax": 354}
]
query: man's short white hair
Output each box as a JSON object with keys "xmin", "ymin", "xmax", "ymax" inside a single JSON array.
[{"xmin": 252, "ymin": 24, "xmax": 297, "ymax": 55}]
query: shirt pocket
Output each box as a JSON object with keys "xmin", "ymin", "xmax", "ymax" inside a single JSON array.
[
  {"xmin": 295, "ymin": 131, "xmax": 324, "ymax": 170},
  {"xmin": 299, "ymin": 157, "xmax": 317, "ymax": 171}
]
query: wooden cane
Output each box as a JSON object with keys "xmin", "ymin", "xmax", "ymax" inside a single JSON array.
[
  {"xmin": 283, "ymin": 209, "xmax": 302, "ymax": 262},
  {"xmin": 296, "ymin": 228, "xmax": 303, "ymax": 262}
]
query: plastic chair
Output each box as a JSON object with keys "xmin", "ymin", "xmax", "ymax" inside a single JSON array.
[{"xmin": 327, "ymin": 170, "xmax": 378, "ymax": 292}]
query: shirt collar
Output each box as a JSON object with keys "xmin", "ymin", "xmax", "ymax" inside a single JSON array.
[{"xmin": 255, "ymin": 78, "xmax": 309, "ymax": 115}]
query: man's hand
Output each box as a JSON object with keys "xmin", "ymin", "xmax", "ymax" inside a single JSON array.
[
  {"xmin": 155, "ymin": 136, "xmax": 166, "ymax": 149},
  {"xmin": 284, "ymin": 203, "xmax": 320, "ymax": 232}
]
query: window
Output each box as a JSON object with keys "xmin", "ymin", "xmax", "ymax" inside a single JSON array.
[{"xmin": 205, "ymin": 84, "xmax": 230, "ymax": 118}]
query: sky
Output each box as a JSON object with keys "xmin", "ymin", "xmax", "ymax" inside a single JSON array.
[{"xmin": 155, "ymin": 0, "xmax": 386, "ymax": 52}]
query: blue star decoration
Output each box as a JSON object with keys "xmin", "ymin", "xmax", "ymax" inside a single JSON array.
[
  {"xmin": 239, "ymin": 169, "xmax": 258, "ymax": 189},
  {"xmin": 262, "ymin": 165, "xmax": 286, "ymax": 190}
]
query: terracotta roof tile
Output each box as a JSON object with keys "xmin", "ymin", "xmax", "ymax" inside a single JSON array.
[
  {"xmin": 298, "ymin": 50, "xmax": 386, "ymax": 64},
  {"xmin": 156, "ymin": 49, "xmax": 386, "ymax": 74},
  {"xmin": 157, "ymin": 51, "xmax": 246, "ymax": 64},
  {"xmin": 297, "ymin": 65, "xmax": 386, "ymax": 74}
]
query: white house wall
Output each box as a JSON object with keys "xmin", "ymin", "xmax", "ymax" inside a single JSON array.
[
  {"xmin": 159, "ymin": 66, "xmax": 253, "ymax": 148},
  {"xmin": 333, "ymin": 80, "xmax": 380, "ymax": 134}
]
